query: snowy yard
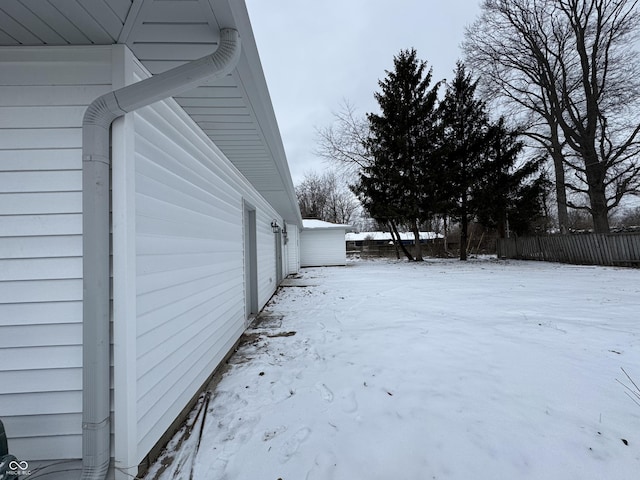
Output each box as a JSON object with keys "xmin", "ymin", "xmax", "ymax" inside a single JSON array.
[{"xmin": 145, "ymin": 258, "xmax": 640, "ymax": 480}]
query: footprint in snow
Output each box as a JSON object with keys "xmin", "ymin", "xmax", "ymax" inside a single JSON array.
[
  {"xmin": 315, "ymin": 382, "xmax": 334, "ymax": 402},
  {"xmin": 278, "ymin": 427, "xmax": 311, "ymax": 463},
  {"xmin": 219, "ymin": 413, "xmax": 260, "ymax": 445},
  {"xmin": 263, "ymin": 425, "xmax": 287, "ymax": 442}
]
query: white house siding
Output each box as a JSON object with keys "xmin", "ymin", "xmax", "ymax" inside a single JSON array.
[
  {"xmin": 300, "ymin": 229, "xmax": 347, "ymax": 267},
  {"xmin": 112, "ymin": 52, "xmax": 283, "ymax": 466},
  {"xmin": 0, "ymin": 46, "xmax": 113, "ymax": 461},
  {"xmin": 0, "ymin": 43, "xmax": 287, "ymax": 473}
]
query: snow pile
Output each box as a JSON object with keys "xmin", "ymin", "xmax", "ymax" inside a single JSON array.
[{"xmin": 145, "ymin": 258, "xmax": 640, "ymax": 480}]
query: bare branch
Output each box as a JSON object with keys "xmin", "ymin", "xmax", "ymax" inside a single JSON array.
[{"xmin": 314, "ymin": 100, "xmax": 372, "ymax": 177}]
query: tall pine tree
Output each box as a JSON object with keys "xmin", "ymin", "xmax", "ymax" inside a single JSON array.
[
  {"xmin": 438, "ymin": 62, "xmax": 490, "ymax": 260},
  {"xmin": 353, "ymin": 49, "xmax": 441, "ymax": 261},
  {"xmin": 438, "ymin": 64, "xmax": 548, "ymax": 257}
]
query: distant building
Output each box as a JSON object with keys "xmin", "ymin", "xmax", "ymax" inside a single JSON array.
[
  {"xmin": 301, "ymin": 220, "xmax": 353, "ymax": 267},
  {"xmin": 346, "ymin": 231, "xmax": 442, "ymax": 247}
]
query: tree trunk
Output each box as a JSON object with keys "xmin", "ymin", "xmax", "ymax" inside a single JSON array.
[
  {"xmin": 588, "ymin": 183, "xmax": 610, "ymax": 233},
  {"xmin": 459, "ymin": 190, "xmax": 469, "ymax": 261},
  {"xmin": 412, "ymin": 220, "xmax": 423, "ymax": 261},
  {"xmin": 460, "ymin": 216, "xmax": 468, "ymax": 261},
  {"xmin": 497, "ymin": 216, "xmax": 506, "ymax": 239},
  {"xmin": 443, "ymin": 215, "xmax": 449, "ymax": 253},
  {"xmin": 460, "ymin": 205, "xmax": 468, "ymax": 261},
  {"xmin": 584, "ymin": 152, "xmax": 610, "ymax": 233},
  {"xmin": 549, "ymin": 149, "xmax": 569, "ymax": 234},
  {"xmin": 390, "ymin": 220, "xmax": 414, "ymax": 261},
  {"xmin": 387, "ymin": 221, "xmax": 400, "ymax": 259}
]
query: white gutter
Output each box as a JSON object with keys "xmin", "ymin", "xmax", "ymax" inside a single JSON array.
[{"xmin": 81, "ymin": 28, "xmax": 240, "ymax": 480}]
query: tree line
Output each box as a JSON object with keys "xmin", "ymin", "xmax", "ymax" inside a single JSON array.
[
  {"xmin": 307, "ymin": 0, "xmax": 640, "ymax": 261},
  {"xmin": 315, "ymin": 54, "xmax": 548, "ymax": 261},
  {"xmin": 360, "ymin": 54, "xmax": 548, "ymax": 261},
  {"xmin": 465, "ymin": 0, "xmax": 640, "ymax": 234},
  {"xmin": 295, "ymin": 170, "xmax": 359, "ymax": 225}
]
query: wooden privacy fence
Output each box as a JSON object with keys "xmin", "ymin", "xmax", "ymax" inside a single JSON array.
[{"xmin": 496, "ymin": 233, "xmax": 640, "ymax": 267}]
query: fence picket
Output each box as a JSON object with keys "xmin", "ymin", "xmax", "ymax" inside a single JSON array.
[
  {"xmin": 629, "ymin": 234, "xmax": 640, "ymax": 261},
  {"xmin": 601, "ymin": 234, "xmax": 614, "ymax": 265}
]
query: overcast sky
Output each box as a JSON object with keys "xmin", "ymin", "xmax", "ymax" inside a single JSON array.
[{"xmin": 244, "ymin": 0, "xmax": 483, "ymax": 185}]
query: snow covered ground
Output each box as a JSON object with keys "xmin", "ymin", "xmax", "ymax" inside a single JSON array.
[{"xmin": 144, "ymin": 258, "xmax": 640, "ymax": 480}]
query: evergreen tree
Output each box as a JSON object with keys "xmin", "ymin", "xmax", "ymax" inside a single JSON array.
[
  {"xmin": 438, "ymin": 62, "xmax": 490, "ymax": 260},
  {"xmin": 353, "ymin": 49, "xmax": 441, "ymax": 261},
  {"xmin": 473, "ymin": 118, "xmax": 549, "ymax": 237}
]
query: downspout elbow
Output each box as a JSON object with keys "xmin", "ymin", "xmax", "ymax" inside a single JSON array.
[{"xmin": 112, "ymin": 28, "xmax": 241, "ymax": 112}]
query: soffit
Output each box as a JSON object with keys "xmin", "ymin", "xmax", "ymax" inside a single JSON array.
[{"xmin": 0, "ymin": 0, "xmax": 301, "ymax": 225}]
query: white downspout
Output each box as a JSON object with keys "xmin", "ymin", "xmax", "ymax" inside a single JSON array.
[{"xmin": 81, "ymin": 28, "xmax": 240, "ymax": 480}]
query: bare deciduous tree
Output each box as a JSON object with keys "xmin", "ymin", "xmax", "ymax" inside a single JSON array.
[
  {"xmin": 295, "ymin": 170, "xmax": 359, "ymax": 225},
  {"xmin": 615, "ymin": 205, "xmax": 640, "ymax": 228},
  {"xmin": 315, "ymin": 100, "xmax": 372, "ymax": 177},
  {"xmin": 465, "ymin": 0, "xmax": 640, "ymax": 233}
]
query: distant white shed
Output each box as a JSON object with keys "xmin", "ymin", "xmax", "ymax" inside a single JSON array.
[{"xmin": 300, "ymin": 220, "xmax": 353, "ymax": 267}]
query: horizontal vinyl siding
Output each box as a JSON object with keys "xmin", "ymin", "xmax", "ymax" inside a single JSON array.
[
  {"xmin": 300, "ymin": 229, "xmax": 347, "ymax": 267},
  {"xmin": 132, "ymin": 81, "xmax": 281, "ymax": 461},
  {"xmin": 0, "ymin": 46, "xmax": 113, "ymax": 461}
]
